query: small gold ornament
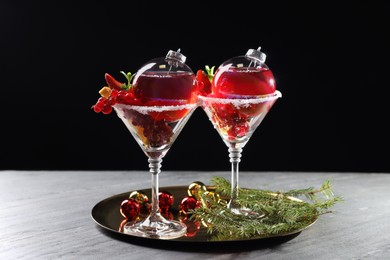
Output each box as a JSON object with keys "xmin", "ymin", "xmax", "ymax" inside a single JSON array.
[
  {"xmin": 129, "ymin": 191, "xmax": 149, "ymax": 204},
  {"xmin": 129, "ymin": 191, "xmax": 151, "ymax": 215},
  {"xmin": 200, "ymin": 191, "xmax": 223, "ymax": 208},
  {"xmin": 187, "ymin": 181, "xmax": 207, "ymax": 200}
]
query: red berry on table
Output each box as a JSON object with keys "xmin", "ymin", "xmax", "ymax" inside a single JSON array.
[{"xmin": 120, "ymin": 199, "xmax": 141, "ymax": 220}]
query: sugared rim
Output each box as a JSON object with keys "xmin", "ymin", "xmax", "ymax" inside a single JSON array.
[
  {"xmin": 113, "ymin": 103, "xmax": 197, "ymax": 113},
  {"xmin": 198, "ymin": 90, "xmax": 282, "ymax": 105}
]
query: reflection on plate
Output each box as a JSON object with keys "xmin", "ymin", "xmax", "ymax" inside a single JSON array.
[{"xmin": 91, "ymin": 186, "xmax": 317, "ymax": 250}]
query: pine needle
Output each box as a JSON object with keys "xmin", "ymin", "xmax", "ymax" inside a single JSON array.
[{"xmin": 190, "ymin": 177, "xmax": 343, "ymax": 241}]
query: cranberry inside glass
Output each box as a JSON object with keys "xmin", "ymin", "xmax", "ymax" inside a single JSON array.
[
  {"xmin": 199, "ymin": 47, "xmax": 282, "ymax": 216},
  {"xmin": 113, "ymin": 49, "xmax": 197, "ymax": 239}
]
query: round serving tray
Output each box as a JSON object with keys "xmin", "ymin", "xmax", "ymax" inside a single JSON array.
[{"xmin": 91, "ymin": 186, "xmax": 317, "ymax": 250}]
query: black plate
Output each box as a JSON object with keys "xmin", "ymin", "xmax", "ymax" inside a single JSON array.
[{"xmin": 91, "ymin": 186, "xmax": 317, "ymax": 251}]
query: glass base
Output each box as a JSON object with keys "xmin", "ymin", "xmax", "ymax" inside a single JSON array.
[
  {"xmin": 228, "ymin": 200, "xmax": 265, "ymax": 218},
  {"xmin": 123, "ymin": 213, "xmax": 187, "ymax": 239}
]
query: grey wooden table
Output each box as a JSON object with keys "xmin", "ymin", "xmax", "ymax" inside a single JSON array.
[{"xmin": 1, "ymin": 170, "xmax": 389, "ymax": 259}]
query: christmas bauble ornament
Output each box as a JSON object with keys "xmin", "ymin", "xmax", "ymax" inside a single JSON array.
[
  {"xmin": 179, "ymin": 196, "xmax": 201, "ymax": 214},
  {"xmin": 129, "ymin": 190, "xmax": 151, "ymax": 214},
  {"xmin": 187, "ymin": 181, "xmax": 207, "ymax": 200},
  {"xmin": 200, "ymin": 191, "xmax": 222, "ymax": 208},
  {"xmin": 129, "ymin": 190, "xmax": 149, "ymax": 204},
  {"xmin": 120, "ymin": 199, "xmax": 141, "ymax": 220},
  {"xmin": 159, "ymin": 191, "xmax": 174, "ymax": 212},
  {"xmin": 211, "ymin": 47, "xmax": 276, "ymax": 97},
  {"xmin": 160, "ymin": 211, "xmax": 174, "ymax": 220},
  {"xmin": 118, "ymin": 219, "xmax": 128, "ymax": 232},
  {"xmin": 180, "ymin": 217, "xmax": 201, "ymax": 237}
]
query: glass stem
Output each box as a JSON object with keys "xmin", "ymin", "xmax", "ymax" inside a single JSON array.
[
  {"xmin": 148, "ymin": 158, "xmax": 162, "ymax": 216},
  {"xmin": 228, "ymin": 145, "xmax": 243, "ymax": 209}
]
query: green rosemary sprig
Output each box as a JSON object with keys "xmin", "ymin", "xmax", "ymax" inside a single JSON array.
[{"xmin": 190, "ymin": 177, "xmax": 343, "ymax": 241}]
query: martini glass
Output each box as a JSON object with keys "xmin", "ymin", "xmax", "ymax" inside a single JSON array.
[
  {"xmin": 199, "ymin": 94, "xmax": 280, "ymax": 215},
  {"xmin": 113, "ymin": 103, "xmax": 196, "ymax": 239},
  {"xmin": 111, "ymin": 49, "xmax": 197, "ymax": 239},
  {"xmin": 199, "ymin": 47, "xmax": 281, "ymax": 216}
]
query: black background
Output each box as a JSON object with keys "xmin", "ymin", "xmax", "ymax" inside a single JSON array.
[{"xmin": 1, "ymin": 1, "xmax": 389, "ymax": 172}]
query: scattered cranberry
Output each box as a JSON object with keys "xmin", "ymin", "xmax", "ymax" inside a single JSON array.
[
  {"xmin": 93, "ymin": 89, "xmax": 139, "ymax": 115},
  {"xmin": 211, "ymin": 103, "xmax": 251, "ymax": 139},
  {"xmin": 93, "ymin": 87, "xmax": 175, "ymax": 147},
  {"xmin": 127, "ymin": 110, "xmax": 173, "ymax": 147}
]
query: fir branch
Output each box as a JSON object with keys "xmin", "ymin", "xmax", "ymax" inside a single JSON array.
[{"xmin": 190, "ymin": 177, "xmax": 343, "ymax": 241}]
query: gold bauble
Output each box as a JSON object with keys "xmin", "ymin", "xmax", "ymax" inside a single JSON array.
[{"xmin": 187, "ymin": 181, "xmax": 207, "ymax": 199}]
